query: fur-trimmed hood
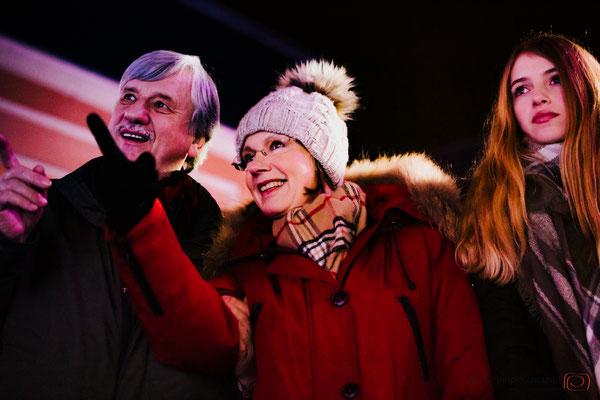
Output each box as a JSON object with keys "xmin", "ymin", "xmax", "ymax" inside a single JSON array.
[
  {"xmin": 202, "ymin": 153, "xmax": 461, "ymax": 277},
  {"xmin": 344, "ymin": 153, "xmax": 461, "ymax": 242}
]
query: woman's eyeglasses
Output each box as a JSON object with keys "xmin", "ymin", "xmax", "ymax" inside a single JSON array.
[{"xmin": 232, "ymin": 137, "xmax": 296, "ymax": 171}]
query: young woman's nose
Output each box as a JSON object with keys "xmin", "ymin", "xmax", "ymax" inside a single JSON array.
[{"xmin": 532, "ymin": 87, "xmax": 550, "ymax": 106}]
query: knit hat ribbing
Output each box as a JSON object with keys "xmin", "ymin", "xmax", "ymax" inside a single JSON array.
[{"xmin": 235, "ymin": 60, "xmax": 358, "ymax": 188}]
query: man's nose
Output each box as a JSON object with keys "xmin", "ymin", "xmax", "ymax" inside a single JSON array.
[{"xmin": 124, "ymin": 101, "xmax": 150, "ymax": 124}]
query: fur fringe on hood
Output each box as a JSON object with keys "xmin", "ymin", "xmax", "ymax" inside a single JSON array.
[
  {"xmin": 202, "ymin": 153, "xmax": 461, "ymax": 277},
  {"xmin": 344, "ymin": 153, "xmax": 461, "ymax": 243}
]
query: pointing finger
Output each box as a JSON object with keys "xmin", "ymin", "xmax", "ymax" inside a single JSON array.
[
  {"xmin": 0, "ymin": 177, "xmax": 48, "ymax": 208},
  {"xmin": 0, "ymin": 134, "xmax": 21, "ymax": 171},
  {"xmin": 86, "ymin": 113, "xmax": 126, "ymax": 161}
]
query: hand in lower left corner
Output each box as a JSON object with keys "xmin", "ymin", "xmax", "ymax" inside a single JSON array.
[
  {"xmin": 0, "ymin": 134, "xmax": 51, "ymax": 242},
  {"xmin": 222, "ymin": 295, "xmax": 256, "ymax": 389}
]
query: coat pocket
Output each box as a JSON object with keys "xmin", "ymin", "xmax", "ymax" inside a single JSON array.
[{"xmin": 397, "ymin": 295, "xmax": 429, "ymax": 380}]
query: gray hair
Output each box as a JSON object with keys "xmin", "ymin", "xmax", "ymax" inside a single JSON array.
[{"xmin": 120, "ymin": 50, "xmax": 220, "ymax": 169}]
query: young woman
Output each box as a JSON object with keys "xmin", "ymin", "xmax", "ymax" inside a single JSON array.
[
  {"xmin": 93, "ymin": 60, "xmax": 492, "ymax": 399},
  {"xmin": 457, "ymin": 33, "xmax": 600, "ymax": 399}
]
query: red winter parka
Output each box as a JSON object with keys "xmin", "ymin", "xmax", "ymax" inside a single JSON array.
[{"xmin": 111, "ymin": 154, "xmax": 493, "ymax": 400}]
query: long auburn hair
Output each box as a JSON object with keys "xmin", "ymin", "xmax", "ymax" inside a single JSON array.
[{"xmin": 456, "ymin": 33, "xmax": 600, "ymax": 284}]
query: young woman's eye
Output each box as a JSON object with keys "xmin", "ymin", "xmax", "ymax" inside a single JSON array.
[
  {"xmin": 550, "ymin": 74, "xmax": 560, "ymax": 85},
  {"xmin": 512, "ymin": 85, "xmax": 528, "ymax": 97}
]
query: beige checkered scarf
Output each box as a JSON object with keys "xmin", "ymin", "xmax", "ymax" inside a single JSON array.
[{"xmin": 272, "ymin": 182, "xmax": 367, "ymax": 276}]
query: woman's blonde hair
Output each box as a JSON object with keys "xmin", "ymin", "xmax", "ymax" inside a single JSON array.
[{"xmin": 456, "ymin": 33, "xmax": 600, "ymax": 284}]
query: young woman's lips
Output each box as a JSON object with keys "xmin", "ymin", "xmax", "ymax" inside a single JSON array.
[{"xmin": 532, "ymin": 112, "xmax": 558, "ymax": 124}]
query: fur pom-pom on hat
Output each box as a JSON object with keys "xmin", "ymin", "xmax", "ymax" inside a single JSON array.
[
  {"xmin": 276, "ymin": 60, "xmax": 358, "ymax": 121},
  {"xmin": 235, "ymin": 59, "xmax": 359, "ymax": 188}
]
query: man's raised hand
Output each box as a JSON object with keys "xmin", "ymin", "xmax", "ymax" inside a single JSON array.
[
  {"xmin": 86, "ymin": 113, "xmax": 159, "ymax": 234},
  {"xmin": 0, "ymin": 134, "xmax": 51, "ymax": 242},
  {"xmin": 86, "ymin": 113, "xmax": 128, "ymax": 162}
]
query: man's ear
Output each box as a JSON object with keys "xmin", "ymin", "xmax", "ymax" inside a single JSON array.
[{"xmin": 187, "ymin": 137, "xmax": 206, "ymax": 159}]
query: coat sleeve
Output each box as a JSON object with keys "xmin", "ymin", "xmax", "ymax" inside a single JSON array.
[
  {"xmin": 0, "ymin": 229, "xmax": 39, "ymax": 333},
  {"xmin": 428, "ymin": 232, "xmax": 494, "ymax": 399},
  {"xmin": 109, "ymin": 199, "xmax": 240, "ymax": 375},
  {"xmin": 162, "ymin": 179, "xmax": 223, "ymax": 274}
]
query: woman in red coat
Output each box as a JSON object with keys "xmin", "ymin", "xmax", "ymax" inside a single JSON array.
[{"xmin": 99, "ymin": 60, "xmax": 492, "ymax": 399}]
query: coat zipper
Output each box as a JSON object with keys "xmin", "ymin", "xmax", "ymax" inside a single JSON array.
[
  {"xmin": 249, "ymin": 302, "xmax": 263, "ymax": 335},
  {"xmin": 397, "ymin": 295, "xmax": 429, "ymax": 380}
]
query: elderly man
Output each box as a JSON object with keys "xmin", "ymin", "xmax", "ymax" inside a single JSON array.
[{"xmin": 0, "ymin": 50, "xmax": 238, "ymax": 399}]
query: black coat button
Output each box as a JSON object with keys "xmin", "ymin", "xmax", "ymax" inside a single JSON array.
[
  {"xmin": 332, "ymin": 291, "xmax": 348, "ymax": 307},
  {"xmin": 342, "ymin": 382, "xmax": 359, "ymax": 398}
]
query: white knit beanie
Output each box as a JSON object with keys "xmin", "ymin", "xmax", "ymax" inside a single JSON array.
[{"xmin": 235, "ymin": 60, "xmax": 358, "ymax": 188}]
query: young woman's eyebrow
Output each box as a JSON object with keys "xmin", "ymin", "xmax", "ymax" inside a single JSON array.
[{"xmin": 511, "ymin": 67, "xmax": 558, "ymax": 87}]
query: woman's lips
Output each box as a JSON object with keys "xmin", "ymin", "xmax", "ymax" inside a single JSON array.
[
  {"xmin": 532, "ymin": 111, "xmax": 558, "ymax": 124},
  {"xmin": 258, "ymin": 180, "xmax": 285, "ymax": 193}
]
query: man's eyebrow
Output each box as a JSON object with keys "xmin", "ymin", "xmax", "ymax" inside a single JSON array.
[
  {"xmin": 122, "ymin": 86, "xmax": 139, "ymax": 93},
  {"xmin": 121, "ymin": 87, "xmax": 174, "ymax": 102},
  {"xmin": 152, "ymin": 93, "xmax": 174, "ymax": 102}
]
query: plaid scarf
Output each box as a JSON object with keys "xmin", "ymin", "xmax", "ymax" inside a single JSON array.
[
  {"xmin": 272, "ymin": 181, "xmax": 367, "ymax": 276},
  {"xmin": 518, "ymin": 143, "xmax": 600, "ymax": 397}
]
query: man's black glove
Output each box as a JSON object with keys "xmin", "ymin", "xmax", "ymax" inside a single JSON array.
[{"xmin": 86, "ymin": 113, "xmax": 159, "ymax": 235}]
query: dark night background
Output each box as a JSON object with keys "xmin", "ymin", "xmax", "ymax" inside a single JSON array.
[{"xmin": 2, "ymin": 0, "xmax": 599, "ymax": 178}]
